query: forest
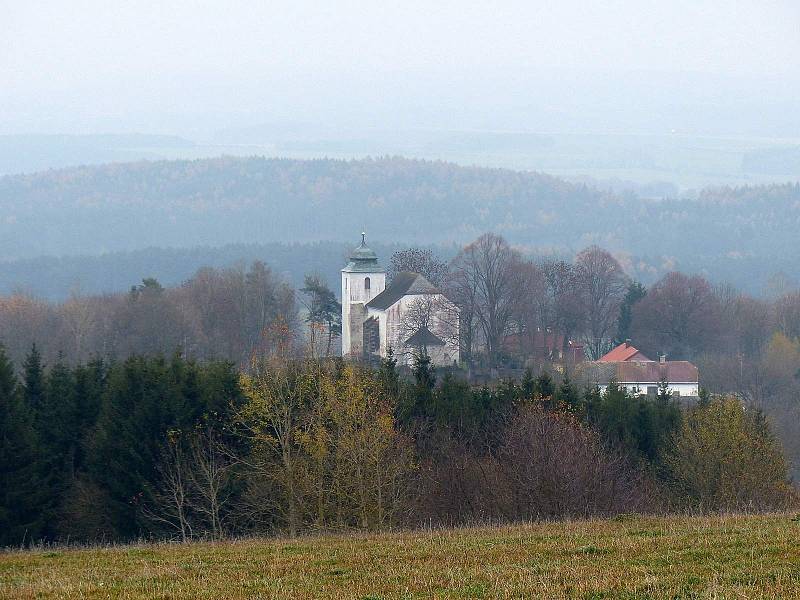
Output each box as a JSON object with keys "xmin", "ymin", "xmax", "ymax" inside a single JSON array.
[
  {"xmin": 2, "ymin": 157, "xmax": 800, "ymax": 295},
  {"xmin": 1, "ymin": 233, "xmax": 799, "ymax": 546}
]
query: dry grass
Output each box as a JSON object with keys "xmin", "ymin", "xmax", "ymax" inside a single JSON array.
[{"xmin": 1, "ymin": 514, "xmax": 799, "ymax": 599}]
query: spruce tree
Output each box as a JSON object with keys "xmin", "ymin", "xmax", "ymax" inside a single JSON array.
[
  {"xmin": 412, "ymin": 351, "xmax": 436, "ymax": 391},
  {"xmin": 36, "ymin": 355, "xmax": 79, "ymax": 538},
  {"xmin": 0, "ymin": 345, "xmax": 43, "ymax": 545},
  {"xmin": 535, "ymin": 371, "xmax": 554, "ymax": 400},
  {"xmin": 556, "ymin": 375, "xmax": 580, "ymax": 410},
  {"xmin": 582, "ymin": 384, "xmax": 603, "ymax": 422},
  {"xmin": 615, "ymin": 281, "xmax": 646, "ymax": 344},
  {"xmin": 378, "ymin": 347, "xmax": 400, "ymax": 397},
  {"xmin": 73, "ymin": 358, "xmax": 106, "ymax": 472},
  {"xmin": 411, "ymin": 351, "xmax": 436, "ymax": 418},
  {"xmin": 21, "ymin": 344, "xmax": 46, "ymax": 419},
  {"xmin": 521, "ymin": 368, "xmax": 536, "ymax": 398}
]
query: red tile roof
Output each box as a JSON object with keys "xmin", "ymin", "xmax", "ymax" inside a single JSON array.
[
  {"xmin": 598, "ymin": 342, "xmax": 652, "ymax": 362},
  {"xmin": 575, "ymin": 361, "xmax": 699, "ymax": 384}
]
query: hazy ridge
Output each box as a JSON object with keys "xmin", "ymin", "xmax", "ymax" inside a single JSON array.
[{"xmin": 0, "ymin": 155, "xmax": 798, "ymax": 297}]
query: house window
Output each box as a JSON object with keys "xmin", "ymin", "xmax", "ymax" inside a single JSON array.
[{"xmin": 365, "ymin": 277, "xmax": 371, "ymax": 291}]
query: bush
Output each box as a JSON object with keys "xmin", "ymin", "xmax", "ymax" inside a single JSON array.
[
  {"xmin": 664, "ymin": 396, "xmax": 796, "ymax": 511},
  {"xmin": 412, "ymin": 405, "xmax": 656, "ymax": 525}
]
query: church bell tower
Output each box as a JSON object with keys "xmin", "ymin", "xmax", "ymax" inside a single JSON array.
[{"xmin": 341, "ymin": 233, "xmax": 385, "ymax": 357}]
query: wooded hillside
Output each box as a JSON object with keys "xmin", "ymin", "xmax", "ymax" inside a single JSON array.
[{"xmin": 1, "ymin": 157, "xmax": 798, "ymax": 295}]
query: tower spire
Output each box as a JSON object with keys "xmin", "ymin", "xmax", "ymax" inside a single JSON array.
[{"xmin": 361, "ymin": 231, "xmax": 366, "ymax": 246}]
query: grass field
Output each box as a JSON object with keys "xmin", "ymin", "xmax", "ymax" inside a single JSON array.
[{"xmin": 1, "ymin": 514, "xmax": 799, "ymax": 599}]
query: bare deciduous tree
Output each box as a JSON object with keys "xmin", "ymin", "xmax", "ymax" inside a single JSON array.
[
  {"xmin": 494, "ymin": 406, "xmax": 652, "ymax": 518},
  {"xmin": 61, "ymin": 287, "xmax": 97, "ymax": 363},
  {"xmin": 450, "ymin": 233, "xmax": 522, "ymax": 364},
  {"xmin": 143, "ymin": 430, "xmax": 194, "ymax": 542},
  {"xmin": 631, "ymin": 272, "xmax": 723, "ymax": 359},
  {"xmin": 574, "ymin": 246, "xmax": 629, "ymax": 359},
  {"xmin": 388, "ymin": 248, "xmax": 449, "ymax": 287},
  {"xmin": 186, "ymin": 423, "xmax": 238, "ymax": 540},
  {"xmin": 539, "ymin": 259, "xmax": 584, "ymax": 355}
]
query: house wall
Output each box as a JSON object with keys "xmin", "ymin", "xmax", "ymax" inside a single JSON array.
[{"xmin": 598, "ymin": 382, "xmax": 699, "ymax": 397}]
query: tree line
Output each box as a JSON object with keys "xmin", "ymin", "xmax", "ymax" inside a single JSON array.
[
  {"xmin": 0, "ymin": 261, "xmax": 296, "ymax": 369},
  {"xmin": 3, "ymin": 231, "xmax": 800, "ymax": 545},
  {"xmin": 1, "ymin": 344, "xmax": 794, "ymax": 547}
]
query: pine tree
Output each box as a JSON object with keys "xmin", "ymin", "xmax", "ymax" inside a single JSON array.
[
  {"xmin": 582, "ymin": 384, "xmax": 603, "ymax": 423},
  {"xmin": 615, "ymin": 281, "xmax": 646, "ymax": 344},
  {"xmin": 556, "ymin": 375, "xmax": 580, "ymax": 410},
  {"xmin": 21, "ymin": 344, "xmax": 46, "ymax": 419},
  {"xmin": 521, "ymin": 368, "xmax": 536, "ymax": 399},
  {"xmin": 73, "ymin": 358, "xmax": 106, "ymax": 472},
  {"xmin": 36, "ymin": 355, "xmax": 79, "ymax": 538},
  {"xmin": 412, "ymin": 351, "xmax": 436, "ymax": 391},
  {"xmin": 88, "ymin": 355, "xmax": 244, "ymax": 539},
  {"xmin": 301, "ymin": 274, "xmax": 342, "ymax": 356},
  {"xmin": 378, "ymin": 347, "xmax": 400, "ymax": 397},
  {"xmin": 0, "ymin": 345, "xmax": 43, "ymax": 545},
  {"xmin": 535, "ymin": 371, "xmax": 554, "ymax": 400},
  {"xmin": 433, "ymin": 373, "xmax": 476, "ymax": 433},
  {"xmin": 411, "ymin": 351, "xmax": 436, "ymax": 418}
]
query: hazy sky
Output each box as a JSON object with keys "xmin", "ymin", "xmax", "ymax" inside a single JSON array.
[{"xmin": 3, "ymin": 1, "xmax": 799, "ymax": 135}]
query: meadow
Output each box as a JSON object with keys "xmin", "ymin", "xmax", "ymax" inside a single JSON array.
[{"xmin": 1, "ymin": 514, "xmax": 799, "ymax": 599}]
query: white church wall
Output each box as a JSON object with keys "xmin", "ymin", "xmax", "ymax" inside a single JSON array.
[
  {"xmin": 346, "ymin": 272, "xmax": 385, "ymax": 304},
  {"xmin": 380, "ymin": 293, "xmax": 460, "ymax": 366},
  {"xmin": 341, "ymin": 270, "xmax": 386, "ymax": 357}
]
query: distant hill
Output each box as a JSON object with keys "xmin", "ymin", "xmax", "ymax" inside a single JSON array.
[
  {"xmin": 0, "ymin": 241, "xmax": 423, "ymax": 301},
  {"xmin": 742, "ymin": 145, "xmax": 800, "ymax": 176},
  {"xmin": 0, "ymin": 156, "xmax": 798, "ymax": 296},
  {"xmin": 0, "ymin": 134, "xmax": 196, "ymax": 176},
  {"xmin": 0, "ymin": 155, "xmax": 605, "ymax": 257}
]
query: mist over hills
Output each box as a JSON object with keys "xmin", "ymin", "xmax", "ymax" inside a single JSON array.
[
  {"xmin": 0, "ymin": 134, "xmax": 197, "ymax": 176},
  {"xmin": 0, "ymin": 155, "xmax": 798, "ymax": 298},
  {"xmin": 2, "ymin": 129, "xmax": 798, "ymax": 192}
]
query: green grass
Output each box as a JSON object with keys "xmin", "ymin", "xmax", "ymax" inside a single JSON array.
[{"xmin": 1, "ymin": 514, "xmax": 799, "ymax": 599}]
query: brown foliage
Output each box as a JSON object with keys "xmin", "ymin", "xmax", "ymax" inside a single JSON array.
[
  {"xmin": 0, "ymin": 262, "xmax": 297, "ymax": 368},
  {"xmin": 413, "ymin": 406, "xmax": 655, "ymax": 526},
  {"xmin": 631, "ymin": 272, "xmax": 723, "ymax": 360}
]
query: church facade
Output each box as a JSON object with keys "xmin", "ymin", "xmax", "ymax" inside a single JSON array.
[{"xmin": 341, "ymin": 234, "xmax": 459, "ymax": 366}]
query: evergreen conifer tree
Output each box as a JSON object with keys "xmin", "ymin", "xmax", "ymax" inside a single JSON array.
[
  {"xmin": 412, "ymin": 352, "xmax": 436, "ymax": 391},
  {"xmin": 556, "ymin": 375, "xmax": 580, "ymax": 410},
  {"xmin": 0, "ymin": 345, "xmax": 44, "ymax": 545},
  {"xmin": 35, "ymin": 355, "xmax": 79, "ymax": 537},
  {"xmin": 72, "ymin": 358, "xmax": 107, "ymax": 472},
  {"xmin": 535, "ymin": 371, "xmax": 554, "ymax": 400},
  {"xmin": 411, "ymin": 351, "xmax": 436, "ymax": 418},
  {"xmin": 521, "ymin": 368, "xmax": 536, "ymax": 398},
  {"xmin": 378, "ymin": 347, "xmax": 400, "ymax": 397},
  {"xmin": 615, "ymin": 281, "xmax": 646, "ymax": 344},
  {"xmin": 21, "ymin": 344, "xmax": 46, "ymax": 419}
]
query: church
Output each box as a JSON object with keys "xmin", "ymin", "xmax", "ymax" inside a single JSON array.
[{"xmin": 341, "ymin": 234, "xmax": 459, "ymax": 366}]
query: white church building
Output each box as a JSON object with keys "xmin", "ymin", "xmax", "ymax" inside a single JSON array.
[{"xmin": 341, "ymin": 234, "xmax": 459, "ymax": 366}]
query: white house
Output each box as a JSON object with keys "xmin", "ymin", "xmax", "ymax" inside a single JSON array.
[
  {"xmin": 341, "ymin": 234, "xmax": 459, "ymax": 366},
  {"xmin": 575, "ymin": 341, "xmax": 700, "ymax": 398}
]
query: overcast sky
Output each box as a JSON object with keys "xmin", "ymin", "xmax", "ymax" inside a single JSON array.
[{"xmin": 2, "ymin": 1, "xmax": 799, "ymax": 136}]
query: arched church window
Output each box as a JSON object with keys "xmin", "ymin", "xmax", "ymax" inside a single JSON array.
[{"xmin": 365, "ymin": 277, "xmax": 371, "ymax": 291}]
